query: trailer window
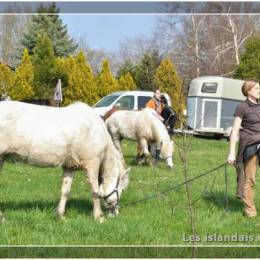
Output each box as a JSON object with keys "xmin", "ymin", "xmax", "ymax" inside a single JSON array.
[{"xmin": 201, "ymin": 82, "xmax": 218, "ymax": 93}]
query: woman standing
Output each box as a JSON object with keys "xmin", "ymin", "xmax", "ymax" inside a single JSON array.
[
  {"xmin": 145, "ymin": 88, "xmax": 163, "ymax": 115},
  {"xmin": 227, "ymin": 79, "xmax": 260, "ymax": 217}
]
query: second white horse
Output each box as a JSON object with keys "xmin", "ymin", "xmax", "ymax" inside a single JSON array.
[{"xmin": 106, "ymin": 108, "xmax": 174, "ymax": 168}]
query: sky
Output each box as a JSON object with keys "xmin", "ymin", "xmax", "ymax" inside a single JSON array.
[{"xmin": 60, "ymin": 15, "xmax": 157, "ymax": 52}]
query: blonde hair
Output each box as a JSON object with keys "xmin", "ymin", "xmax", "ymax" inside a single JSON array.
[{"xmin": 242, "ymin": 79, "xmax": 258, "ymax": 97}]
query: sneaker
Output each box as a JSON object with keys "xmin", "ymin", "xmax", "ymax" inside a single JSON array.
[
  {"xmin": 243, "ymin": 211, "xmax": 257, "ymax": 218},
  {"xmin": 236, "ymin": 194, "xmax": 243, "ymax": 200}
]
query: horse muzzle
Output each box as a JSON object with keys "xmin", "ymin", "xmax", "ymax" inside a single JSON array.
[
  {"xmin": 108, "ymin": 205, "xmax": 120, "ymax": 216},
  {"xmin": 166, "ymin": 156, "xmax": 173, "ymax": 169}
]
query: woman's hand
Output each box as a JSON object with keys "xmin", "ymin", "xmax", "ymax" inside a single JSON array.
[{"xmin": 227, "ymin": 153, "xmax": 236, "ymax": 165}]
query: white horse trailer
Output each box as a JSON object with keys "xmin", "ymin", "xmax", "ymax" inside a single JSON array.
[{"xmin": 187, "ymin": 76, "xmax": 245, "ymax": 137}]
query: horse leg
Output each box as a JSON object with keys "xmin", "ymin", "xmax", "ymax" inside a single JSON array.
[
  {"xmin": 0, "ymin": 156, "xmax": 4, "ymax": 173},
  {"xmin": 84, "ymin": 161, "xmax": 104, "ymax": 223},
  {"xmin": 57, "ymin": 168, "xmax": 74, "ymax": 219},
  {"xmin": 108, "ymin": 127, "xmax": 122, "ymax": 153},
  {"xmin": 112, "ymin": 136, "xmax": 126, "ymax": 164},
  {"xmin": 150, "ymin": 143, "xmax": 158, "ymax": 159},
  {"xmin": 0, "ymin": 155, "xmax": 4, "ymax": 223},
  {"xmin": 136, "ymin": 141, "xmax": 145, "ymax": 165},
  {"xmin": 112, "ymin": 136, "xmax": 122, "ymax": 153},
  {"xmin": 140, "ymin": 138, "xmax": 153, "ymax": 166}
]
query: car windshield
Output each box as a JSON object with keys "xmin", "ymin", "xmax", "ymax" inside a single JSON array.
[{"xmin": 94, "ymin": 94, "xmax": 120, "ymax": 107}]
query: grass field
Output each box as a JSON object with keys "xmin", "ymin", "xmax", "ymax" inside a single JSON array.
[{"xmin": 1, "ymin": 135, "xmax": 260, "ymax": 257}]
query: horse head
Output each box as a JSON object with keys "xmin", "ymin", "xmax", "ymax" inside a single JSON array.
[
  {"xmin": 100, "ymin": 167, "xmax": 130, "ymax": 216},
  {"xmin": 160, "ymin": 140, "xmax": 174, "ymax": 169},
  {"xmin": 99, "ymin": 141, "xmax": 131, "ymax": 216}
]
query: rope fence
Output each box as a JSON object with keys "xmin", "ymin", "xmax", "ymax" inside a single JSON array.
[{"xmin": 121, "ymin": 162, "xmax": 228, "ymax": 209}]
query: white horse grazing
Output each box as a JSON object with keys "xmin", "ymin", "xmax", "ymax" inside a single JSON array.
[
  {"xmin": 106, "ymin": 108, "xmax": 174, "ymax": 168},
  {"xmin": 0, "ymin": 101, "xmax": 130, "ymax": 223}
]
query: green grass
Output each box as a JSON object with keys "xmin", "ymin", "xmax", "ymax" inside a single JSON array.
[{"xmin": 1, "ymin": 136, "xmax": 260, "ymax": 257}]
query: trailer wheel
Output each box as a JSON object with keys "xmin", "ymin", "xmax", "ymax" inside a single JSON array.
[{"xmin": 214, "ymin": 134, "xmax": 223, "ymax": 140}]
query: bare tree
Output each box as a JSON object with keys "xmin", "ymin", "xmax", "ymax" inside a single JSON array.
[
  {"xmin": 117, "ymin": 35, "xmax": 160, "ymax": 66},
  {"xmin": 208, "ymin": 13, "xmax": 260, "ymax": 75},
  {"xmin": 0, "ymin": 14, "xmax": 31, "ymax": 67},
  {"xmin": 154, "ymin": 11, "xmax": 260, "ymax": 84},
  {"xmin": 153, "ymin": 13, "xmax": 209, "ymax": 86},
  {"xmin": 76, "ymin": 35, "xmax": 119, "ymax": 75}
]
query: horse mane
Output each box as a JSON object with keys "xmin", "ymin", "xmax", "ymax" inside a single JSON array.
[
  {"xmin": 103, "ymin": 107, "xmax": 120, "ymax": 121},
  {"xmin": 101, "ymin": 129, "xmax": 126, "ymax": 176},
  {"xmin": 145, "ymin": 108, "xmax": 170, "ymax": 142}
]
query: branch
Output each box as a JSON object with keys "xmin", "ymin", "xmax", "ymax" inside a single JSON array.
[
  {"xmin": 213, "ymin": 42, "xmax": 233, "ymax": 52},
  {"xmin": 209, "ymin": 24, "xmax": 232, "ymax": 34},
  {"xmin": 237, "ymin": 32, "xmax": 253, "ymax": 50},
  {"xmin": 220, "ymin": 70, "xmax": 234, "ymax": 76}
]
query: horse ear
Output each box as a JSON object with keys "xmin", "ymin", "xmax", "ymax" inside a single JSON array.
[
  {"xmin": 121, "ymin": 167, "xmax": 131, "ymax": 191},
  {"xmin": 125, "ymin": 167, "xmax": 131, "ymax": 175}
]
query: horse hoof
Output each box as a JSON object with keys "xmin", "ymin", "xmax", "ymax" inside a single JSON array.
[
  {"xmin": 0, "ymin": 211, "xmax": 5, "ymax": 223},
  {"xmin": 149, "ymin": 162, "xmax": 154, "ymax": 167},
  {"xmin": 137, "ymin": 157, "xmax": 146, "ymax": 165},
  {"xmin": 56, "ymin": 214, "xmax": 66, "ymax": 221},
  {"xmin": 0, "ymin": 215, "xmax": 5, "ymax": 223},
  {"xmin": 98, "ymin": 217, "xmax": 106, "ymax": 223},
  {"xmin": 56, "ymin": 210, "xmax": 66, "ymax": 221},
  {"xmin": 148, "ymin": 158, "xmax": 155, "ymax": 167},
  {"xmin": 108, "ymin": 212, "xmax": 116, "ymax": 218},
  {"xmin": 60, "ymin": 215, "xmax": 67, "ymax": 221},
  {"xmin": 152, "ymin": 158, "xmax": 158, "ymax": 164},
  {"xmin": 137, "ymin": 161, "xmax": 143, "ymax": 165}
]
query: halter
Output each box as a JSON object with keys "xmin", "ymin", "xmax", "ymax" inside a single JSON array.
[
  {"xmin": 103, "ymin": 177, "xmax": 120, "ymax": 207},
  {"xmin": 165, "ymin": 155, "xmax": 172, "ymax": 161}
]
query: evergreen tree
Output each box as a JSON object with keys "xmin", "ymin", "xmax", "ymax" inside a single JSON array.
[
  {"xmin": 135, "ymin": 50, "xmax": 162, "ymax": 90},
  {"xmin": 234, "ymin": 36, "xmax": 260, "ymax": 81},
  {"xmin": 154, "ymin": 58, "xmax": 185, "ymax": 124},
  {"xmin": 20, "ymin": 3, "xmax": 77, "ymax": 57},
  {"xmin": 32, "ymin": 34, "xmax": 59, "ymax": 99},
  {"xmin": 117, "ymin": 59, "xmax": 136, "ymax": 79},
  {"xmin": 63, "ymin": 51, "xmax": 98, "ymax": 106},
  {"xmin": 118, "ymin": 72, "xmax": 136, "ymax": 91},
  {"xmin": 55, "ymin": 57, "xmax": 69, "ymax": 91},
  {"xmin": 9, "ymin": 48, "xmax": 34, "ymax": 100},
  {"xmin": 0, "ymin": 64, "xmax": 14, "ymax": 97},
  {"xmin": 96, "ymin": 59, "xmax": 119, "ymax": 97}
]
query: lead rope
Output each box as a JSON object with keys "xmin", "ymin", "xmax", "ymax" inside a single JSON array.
[
  {"xmin": 224, "ymin": 163, "xmax": 229, "ymax": 211},
  {"xmin": 122, "ymin": 162, "xmax": 227, "ymax": 208}
]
